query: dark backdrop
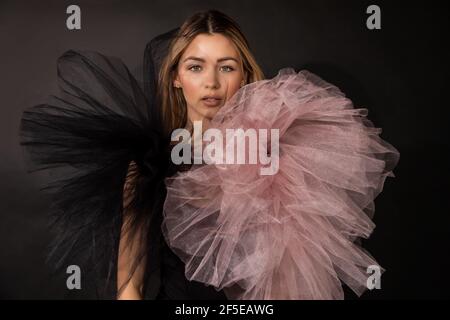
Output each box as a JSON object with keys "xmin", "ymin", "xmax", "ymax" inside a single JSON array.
[{"xmin": 1, "ymin": 0, "xmax": 449, "ymax": 299}]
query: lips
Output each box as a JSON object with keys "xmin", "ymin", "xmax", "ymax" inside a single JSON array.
[{"xmin": 201, "ymin": 95, "xmax": 222, "ymax": 107}]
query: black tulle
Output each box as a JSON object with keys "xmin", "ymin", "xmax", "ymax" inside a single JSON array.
[{"xmin": 19, "ymin": 30, "xmax": 227, "ymax": 299}]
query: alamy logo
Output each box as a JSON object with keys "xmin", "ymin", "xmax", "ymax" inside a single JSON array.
[
  {"xmin": 171, "ymin": 121, "xmax": 280, "ymax": 175},
  {"xmin": 66, "ymin": 265, "xmax": 81, "ymax": 290},
  {"xmin": 366, "ymin": 265, "xmax": 382, "ymax": 290},
  {"xmin": 366, "ymin": 5, "xmax": 381, "ymax": 30},
  {"xmin": 66, "ymin": 5, "xmax": 81, "ymax": 30}
]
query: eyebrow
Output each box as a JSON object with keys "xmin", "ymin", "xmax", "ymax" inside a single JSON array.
[{"xmin": 182, "ymin": 56, "xmax": 239, "ymax": 63}]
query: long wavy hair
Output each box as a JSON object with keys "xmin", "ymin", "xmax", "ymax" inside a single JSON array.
[{"xmin": 158, "ymin": 10, "xmax": 265, "ymax": 135}]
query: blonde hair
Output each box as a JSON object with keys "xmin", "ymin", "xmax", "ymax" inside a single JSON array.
[{"xmin": 158, "ymin": 10, "xmax": 265, "ymax": 135}]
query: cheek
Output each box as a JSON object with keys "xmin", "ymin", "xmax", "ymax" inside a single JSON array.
[
  {"xmin": 225, "ymin": 74, "xmax": 243, "ymax": 98},
  {"xmin": 179, "ymin": 74, "xmax": 202, "ymax": 103}
]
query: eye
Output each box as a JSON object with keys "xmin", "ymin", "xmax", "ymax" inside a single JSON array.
[
  {"xmin": 188, "ymin": 65, "xmax": 202, "ymax": 72},
  {"xmin": 220, "ymin": 66, "xmax": 235, "ymax": 72}
]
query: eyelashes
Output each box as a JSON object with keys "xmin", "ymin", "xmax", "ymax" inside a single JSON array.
[
  {"xmin": 188, "ymin": 65, "xmax": 202, "ymax": 72},
  {"xmin": 221, "ymin": 66, "xmax": 235, "ymax": 72},
  {"xmin": 187, "ymin": 65, "xmax": 235, "ymax": 73}
]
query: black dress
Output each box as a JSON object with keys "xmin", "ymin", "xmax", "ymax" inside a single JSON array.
[{"xmin": 18, "ymin": 28, "xmax": 227, "ymax": 300}]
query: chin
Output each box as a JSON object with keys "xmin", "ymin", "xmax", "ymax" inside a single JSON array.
[
  {"xmin": 199, "ymin": 106, "xmax": 220, "ymax": 118},
  {"xmin": 188, "ymin": 105, "xmax": 221, "ymax": 123},
  {"xmin": 205, "ymin": 109, "xmax": 220, "ymax": 119}
]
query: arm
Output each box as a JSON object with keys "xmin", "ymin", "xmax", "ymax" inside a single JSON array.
[{"xmin": 117, "ymin": 161, "xmax": 147, "ymax": 300}]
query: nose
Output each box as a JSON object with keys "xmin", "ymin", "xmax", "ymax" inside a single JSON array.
[{"xmin": 204, "ymin": 68, "xmax": 220, "ymax": 89}]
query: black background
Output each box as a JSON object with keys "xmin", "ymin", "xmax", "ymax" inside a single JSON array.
[{"xmin": 1, "ymin": 0, "xmax": 449, "ymax": 299}]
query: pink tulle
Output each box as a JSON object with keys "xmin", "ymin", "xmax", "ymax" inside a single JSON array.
[{"xmin": 162, "ymin": 68, "xmax": 400, "ymax": 300}]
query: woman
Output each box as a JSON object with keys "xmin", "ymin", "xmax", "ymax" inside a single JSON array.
[
  {"xmin": 155, "ymin": 10, "xmax": 400, "ymax": 299},
  {"xmin": 117, "ymin": 10, "xmax": 264, "ymax": 299},
  {"xmin": 19, "ymin": 10, "xmax": 399, "ymax": 300}
]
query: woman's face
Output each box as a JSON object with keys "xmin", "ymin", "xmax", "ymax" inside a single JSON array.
[{"xmin": 174, "ymin": 33, "xmax": 245, "ymax": 125}]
